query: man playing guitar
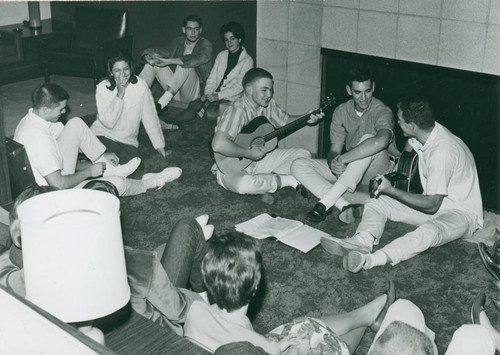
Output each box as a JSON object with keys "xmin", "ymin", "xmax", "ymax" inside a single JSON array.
[
  {"xmin": 211, "ymin": 68, "xmax": 324, "ymax": 196},
  {"xmin": 320, "ymin": 95, "xmax": 483, "ymax": 273}
]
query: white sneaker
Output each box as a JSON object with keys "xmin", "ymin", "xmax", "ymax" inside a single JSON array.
[
  {"xmin": 201, "ymin": 225, "xmax": 214, "ymax": 240},
  {"xmin": 142, "ymin": 167, "xmax": 182, "ymax": 190},
  {"xmin": 195, "ymin": 215, "xmax": 209, "ymax": 227},
  {"xmin": 104, "ymin": 157, "xmax": 141, "ymax": 178}
]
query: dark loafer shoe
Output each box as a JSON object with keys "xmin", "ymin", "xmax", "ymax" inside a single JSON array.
[
  {"xmin": 307, "ymin": 202, "xmax": 331, "ymax": 223},
  {"xmin": 370, "ymin": 280, "xmax": 397, "ymax": 332},
  {"xmin": 471, "ymin": 291, "xmax": 486, "ymax": 324},
  {"xmin": 478, "ymin": 243, "xmax": 500, "ymax": 282}
]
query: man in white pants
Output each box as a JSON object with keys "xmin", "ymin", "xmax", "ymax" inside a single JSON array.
[
  {"xmin": 139, "ymin": 14, "xmax": 213, "ymax": 111},
  {"xmin": 210, "ymin": 68, "xmax": 323, "ymax": 196},
  {"xmin": 14, "ymin": 83, "xmax": 182, "ymax": 196},
  {"xmin": 291, "ymin": 67, "xmax": 398, "ymax": 224},
  {"xmin": 320, "ymin": 95, "xmax": 483, "ymax": 273}
]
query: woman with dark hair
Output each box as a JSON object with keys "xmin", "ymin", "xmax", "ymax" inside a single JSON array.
[
  {"xmin": 201, "ymin": 21, "xmax": 254, "ymax": 118},
  {"xmin": 91, "ymin": 54, "xmax": 176, "ymax": 163}
]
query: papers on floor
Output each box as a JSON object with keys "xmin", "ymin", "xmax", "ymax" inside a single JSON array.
[{"xmin": 235, "ymin": 213, "xmax": 330, "ymax": 253}]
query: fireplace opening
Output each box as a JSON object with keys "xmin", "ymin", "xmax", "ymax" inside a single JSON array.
[{"xmin": 319, "ymin": 48, "xmax": 500, "ymax": 212}]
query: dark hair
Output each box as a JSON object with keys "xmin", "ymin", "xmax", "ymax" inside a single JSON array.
[
  {"xmin": 242, "ymin": 68, "xmax": 273, "ymax": 88},
  {"xmin": 397, "ymin": 95, "xmax": 436, "ymax": 130},
  {"xmin": 347, "ymin": 66, "xmax": 373, "ymax": 87},
  {"xmin": 219, "ymin": 21, "xmax": 245, "ymax": 44},
  {"xmin": 32, "ymin": 83, "xmax": 69, "ymax": 109},
  {"xmin": 106, "ymin": 54, "xmax": 138, "ymax": 91},
  {"xmin": 183, "ymin": 14, "xmax": 202, "ymax": 28},
  {"xmin": 9, "ymin": 186, "xmax": 58, "ymax": 244},
  {"xmin": 82, "ymin": 180, "xmax": 119, "ymax": 197},
  {"xmin": 202, "ymin": 233, "xmax": 262, "ymax": 312}
]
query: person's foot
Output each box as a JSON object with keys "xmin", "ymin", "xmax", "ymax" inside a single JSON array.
[
  {"xmin": 343, "ymin": 251, "xmax": 368, "ymax": 273},
  {"xmin": 159, "ymin": 120, "xmax": 179, "ymax": 130},
  {"xmin": 307, "ymin": 202, "xmax": 332, "ymax": 223},
  {"xmin": 155, "ymin": 102, "xmax": 168, "ymax": 117},
  {"xmin": 370, "ymin": 280, "xmax": 397, "ymax": 332},
  {"xmin": 471, "ymin": 291, "xmax": 486, "ymax": 324},
  {"xmin": 295, "ymin": 184, "xmax": 309, "ymax": 198},
  {"xmin": 142, "ymin": 167, "xmax": 182, "ymax": 190},
  {"xmin": 104, "ymin": 157, "xmax": 141, "ymax": 178},
  {"xmin": 478, "ymin": 242, "xmax": 500, "ymax": 282},
  {"xmin": 320, "ymin": 235, "xmax": 372, "ymax": 257},
  {"xmin": 338, "ymin": 204, "xmax": 363, "ymax": 224}
]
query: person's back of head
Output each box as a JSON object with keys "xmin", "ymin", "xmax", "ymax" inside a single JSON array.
[
  {"xmin": 83, "ymin": 180, "xmax": 119, "ymax": 197},
  {"xmin": 369, "ymin": 321, "xmax": 436, "ymax": 355},
  {"xmin": 242, "ymin": 68, "xmax": 273, "ymax": 89},
  {"xmin": 347, "ymin": 66, "xmax": 373, "ymax": 87},
  {"xmin": 9, "ymin": 186, "xmax": 58, "ymax": 248},
  {"xmin": 397, "ymin": 95, "xmax": 436, "ymax": 130},
  {"xmin": 183, "ymin": 14, "xmax": 203, "ymax": 28},
  {"xmin": 202, "ymin": 233, "xmax": 262, "ymax": 312},
  {"xmin": 32, "ymin": 83, "xmax": 69, "ymax": 110}
]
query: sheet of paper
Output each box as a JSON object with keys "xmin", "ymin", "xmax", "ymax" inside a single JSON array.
[
  {"xmin": 257, "ymin": 217, "xmax": 303, "ymax": 237},
  {"xmin": 235, "ymin": 213, "xmax": 274, "ymax": 239},
  {"xmin": 278, "ymin": 225, "xmax": 330, "ymax": 253}
]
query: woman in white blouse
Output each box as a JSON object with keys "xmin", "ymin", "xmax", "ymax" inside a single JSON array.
[
  {"xmin": 202, "ymin": 21, "xmax": 254, "ymax": 118},
  {"xmin": 92, "ymin": 54, "xmax": 168, "ymax": 163}
]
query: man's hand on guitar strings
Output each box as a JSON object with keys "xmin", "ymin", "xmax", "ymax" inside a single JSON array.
[
  {"xmin": 206, "ymin": 93, "xmax": 219, "ymax": 102},
  {"xmin": 372, "ymin": 174, "xmax": 392, "ymax": 197}
]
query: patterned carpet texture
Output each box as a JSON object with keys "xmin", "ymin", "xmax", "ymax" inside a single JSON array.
[{"xmin": 120, "ymin": 110, "xmax": 498, "ymax": 354}]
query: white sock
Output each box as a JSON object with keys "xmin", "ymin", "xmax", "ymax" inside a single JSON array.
[
  {"xmin": 334, "ymin": 197, "xmax": 349, "ymax": 211},
  {"xmin": 319, "ymin": 183, "xmax": 348, "ymax": 210},
  {"xmin": 364, "ymin": 250, "xmax": 388, "ymax": 270},
  {"xmin": 158, "ymin": 91, "xmax": 173, "ymax": 109},
  {"xmin": 278, "ymin": 175, "xmax": 299, "ymax": 189},
  {"xmin": 351, "ymin": 231, "xmax": 375, "ymax": 246}
]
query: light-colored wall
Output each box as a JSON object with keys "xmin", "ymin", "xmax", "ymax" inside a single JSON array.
[
  {"xmin": 0, "ymin": 2, "xmax": 51, "ymax": 27},
  {"xmin": 257, "ymin": 0, "xmax": 500, "ymax": 154}
]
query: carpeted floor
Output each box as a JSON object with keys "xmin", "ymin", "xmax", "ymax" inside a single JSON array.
[
  {"xmin": 3, "ymin": 76, "xmax": 499, "ymax": 354},
  {"xmin": 119, "ymin": 107, "xmax": 499, "ymax": 355}
]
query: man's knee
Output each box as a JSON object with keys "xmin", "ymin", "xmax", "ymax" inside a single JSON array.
[
  {"xmin": 223, "ymin": 175, "xmax": 272, "ymax": 195},
  {"xmin": 65, "ymin": 117, "xmax": 89, "ymax": 133},
  {"xmin": 290, "ymin": 157, "xmax": 314, "ymax": 176}
]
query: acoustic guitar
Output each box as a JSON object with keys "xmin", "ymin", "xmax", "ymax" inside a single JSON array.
[
  {"xmin": 213, "ymin": 94, "xmax": 336, "ymax": 175},
  {"xmin": 369, "ymin": 150, "xmax": 423, "ymax": 197}
]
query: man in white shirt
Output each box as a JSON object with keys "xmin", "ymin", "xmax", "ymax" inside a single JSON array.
[{"xmin": 320, "ymin": 95, "xmax": 483, "ymax": 272}]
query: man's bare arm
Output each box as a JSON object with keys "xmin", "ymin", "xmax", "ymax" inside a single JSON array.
[
  {"xmin": 212, "ymin": 131, "xmax": 266, "ymax": 161},
  {"xmin": 338, "ymin": 129, "xmax": 392, "ymax": 164},
  {"xmin": 375, "ymin": 176, "xmax": 444, "ymax": 214},
  {"xmin": 44, "ymin": 164, "xmax": 105, "ymax": 190}
]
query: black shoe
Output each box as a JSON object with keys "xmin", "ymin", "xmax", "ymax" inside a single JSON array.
[
  {"xmin": 478, "ymin": 243, "xmax": 500, "ymax": 282},
  {"xmin": 295, "ymin": 184, "xmax": 309, "ymax": 198},
  {"xmin": 155, "ymin": 102, "xmax": 168, "ymax": 117},
  {"xmin": 307, "ymin": 203, "xmax": 331, "ymax": 223},
  {"xmin": 471, "ymin": 291, "xmax": 486, "ymax": 324}
]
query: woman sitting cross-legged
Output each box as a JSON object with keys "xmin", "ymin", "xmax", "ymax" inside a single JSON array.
[
  {"xmin": 184, "ymin": 233, "xmax": 396, "ymax": 354},
  {"xmin": 91, "ymin": 54, "xmax": 177, "ymax": 164}
]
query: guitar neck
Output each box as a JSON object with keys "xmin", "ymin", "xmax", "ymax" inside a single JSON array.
[{"xmin": 262, "ymin": 113, "xmax": 313, "ymax": 143}]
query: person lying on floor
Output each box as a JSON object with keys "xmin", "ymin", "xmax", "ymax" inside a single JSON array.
[
  {"xmin": 91, "ymin": 53, "xmax": 175, "ymax": 164},
  {"xmin": 14, "ymin": 83, "xmax": 182, "ymax": 197},
  {"xmin": 0, "ymin": 184, "xmax": 214, "ymax": 335},
  {"xmin": 184, "ymin": 232, "xmax": 396, "ymax": 354},
  {"xmin": 320, "ymin": 94, "xmax": 483, "ymax": 273}
]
